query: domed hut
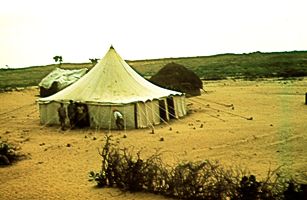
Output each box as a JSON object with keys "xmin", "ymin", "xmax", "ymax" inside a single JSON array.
[{"xmin": 149, "ymin": 62, "xmax": 203, "ymax": 96}]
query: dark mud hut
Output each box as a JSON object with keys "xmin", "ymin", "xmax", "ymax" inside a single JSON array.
[{"xmin": 150, "ymin": 62, "xmax": 203, "ymax": 97}]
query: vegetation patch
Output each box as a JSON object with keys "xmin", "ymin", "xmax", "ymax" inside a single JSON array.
[
  {"xmin": 89, "ymin": 135, "xmax": 306, "ymax": 200},
  {"xmin": 0, "ymin": 140, "xmax": 26, "ymax": 165},
  {"xmin": 1, "ymin": 51, "xmax": 307, "ymax": 89}
]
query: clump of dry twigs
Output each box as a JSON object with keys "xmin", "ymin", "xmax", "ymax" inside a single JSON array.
[
  {"xmin": 0, "ymin": 140, "xmax": 26, "ymax": 166},
  {"xmin": 89, "ymin": 135, "xmax": 306, "ymax": 200}
]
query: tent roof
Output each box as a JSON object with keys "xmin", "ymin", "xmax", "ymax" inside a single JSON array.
[
  {"xmin": 39, "ymin": 67, "xmax": 88, "ymax": 90},
  {"xmin": 38, "ymin": 47, "xmax": 182, "ymax": 104}
]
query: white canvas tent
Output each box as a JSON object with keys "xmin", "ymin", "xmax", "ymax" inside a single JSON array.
[
  {"xmin": 37, "ymin": 46, "xmax": 187, "ymax": 129},
  {"xmin": 39, "ymin": 67, "xmax": 88, "ymax": 97}
]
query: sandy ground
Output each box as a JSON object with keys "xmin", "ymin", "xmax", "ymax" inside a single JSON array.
[{"xmin": 0, "ymin": 79, "xmax": 306, "ymax": 200}]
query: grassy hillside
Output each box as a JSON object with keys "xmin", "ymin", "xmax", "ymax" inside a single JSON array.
[
  {"xmin": 1, "ymin": 51, "xmax": 307, "ymax": 89},
  {"xmin": 129, "ymin": 51, "xmax": 307, "ymax": 80}
]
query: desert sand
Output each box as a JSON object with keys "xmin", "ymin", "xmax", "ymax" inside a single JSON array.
[{"xmin": 0, "ymin": 79, "xmax": 306, "ymax": 200}]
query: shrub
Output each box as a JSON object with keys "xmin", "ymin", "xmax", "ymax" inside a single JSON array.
[
  {"xmin": 0, "ymin": 140, "xmax": 25, "ymax": 165},
  {"xmin": 89, "ymin": 135, "xmax": 306, "ymax": 200}
]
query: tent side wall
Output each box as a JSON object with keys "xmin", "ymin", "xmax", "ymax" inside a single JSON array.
[
  {"xmin": 88, "ymin": 104, "xmax": 135, "ymax": 129},
  {"xmin": 150, "ymin": 100, "xmax": 161, "ymax": 125},
  {"xmin": 39, "ymin": 102, "xmax": 136, "ymax": 129},
  {"xmin": 38, "ymin": 95, "xmax": 186, "ymax": 129},
  {"xmin": 136, "ymin": 100, "xmax": 161, "ymax": 128},
  {"xmin": 181, "ymin": 95, "xmax": 187, "ymax": 116},
  {"xmin": 87, "ymin": 105, "xmax": 112, "ymax": 129},
  {"xmin": 39, "ymin": 102, "xmax": 61, "ymax": 125},
  {"xmin": 173, "ymin": 95, "xmax": 187, "ymax": 118}
]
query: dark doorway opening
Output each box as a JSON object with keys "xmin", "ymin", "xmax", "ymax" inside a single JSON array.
[
  {"xmin": 159, "ymin": 100, "xmax": 167, "ymax": 122},
  {"xmin": 40, "ymin": 82, "xmax": 58, "ymax": 97},
  {"xmin": 75, "ymin": 103, "xmax": 90, "ymax": 128},
  {"xmin": 167, "ymin": 97, "xmax": 175, "ymax": 119}
]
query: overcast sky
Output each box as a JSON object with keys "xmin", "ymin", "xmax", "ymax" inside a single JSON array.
[{"xmin": 0, "ymin": 0, "xmax": 306, "ymax": 68}]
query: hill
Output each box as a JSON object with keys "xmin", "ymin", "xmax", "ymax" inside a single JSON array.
[{"xmin": 1, "ymin": 51, "xmax": 307, "ymax": 89}]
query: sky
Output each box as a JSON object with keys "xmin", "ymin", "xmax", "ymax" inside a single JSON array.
[{"xmin": 0, "ymin": 0, "xmax": 306, "ymax": 68}]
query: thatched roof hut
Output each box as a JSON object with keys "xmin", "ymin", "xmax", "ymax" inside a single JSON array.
[{"xmin": 149, "ymin": 62, "xmax": 203, "ymax": 96}]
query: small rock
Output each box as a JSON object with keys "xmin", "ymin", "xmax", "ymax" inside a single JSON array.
[
  {"xmin": 66, "ymin": 143, "xmax": 71, "ymax": 147},
  {"xmin": 123, "ymin": 135, "xmax": 127, "ymax": 138},
  {"xmin": 160, "ymin": 137, "xmax": 164, "ymax": 141},
  {"xmin": 169, "ymin": 127, "xmax": 172, "ymax": 131},
  {"xmin": 92, "ymin": 137, "xmax": 97, "ymax": 140}
]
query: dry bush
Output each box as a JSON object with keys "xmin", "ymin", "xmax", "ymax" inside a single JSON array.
[
  {"xmin": 0, "ymin": 140, "xmax": 26, "ymax": 165},
  {"xmin": 89, "ymin": 135, "xmax": 306, "ymax": 200}
]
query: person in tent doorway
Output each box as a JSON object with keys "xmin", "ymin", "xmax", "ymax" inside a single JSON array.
[
  {"xmin": 113, "ymin": 109, "xmax": 124, "ymax": 130},
  {"xmin": 58, "ymin": 103, "xmax": 67, "ymax": 131},
  {"xmin": 67, "ymin": 100, "xmax": 76, "ymax": 129}
]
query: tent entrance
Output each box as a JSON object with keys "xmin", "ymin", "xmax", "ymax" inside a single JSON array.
[
  {"xmin": 75, "ymin": 103, "xmax": 90, "ymax": 128},
  {"xmin": 159, "ymin": 100, "xmax": 167, "ymax": 122},
  {"xmin": 167, "ymin": 97, "xmax": 175, "ymax": 119}
]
